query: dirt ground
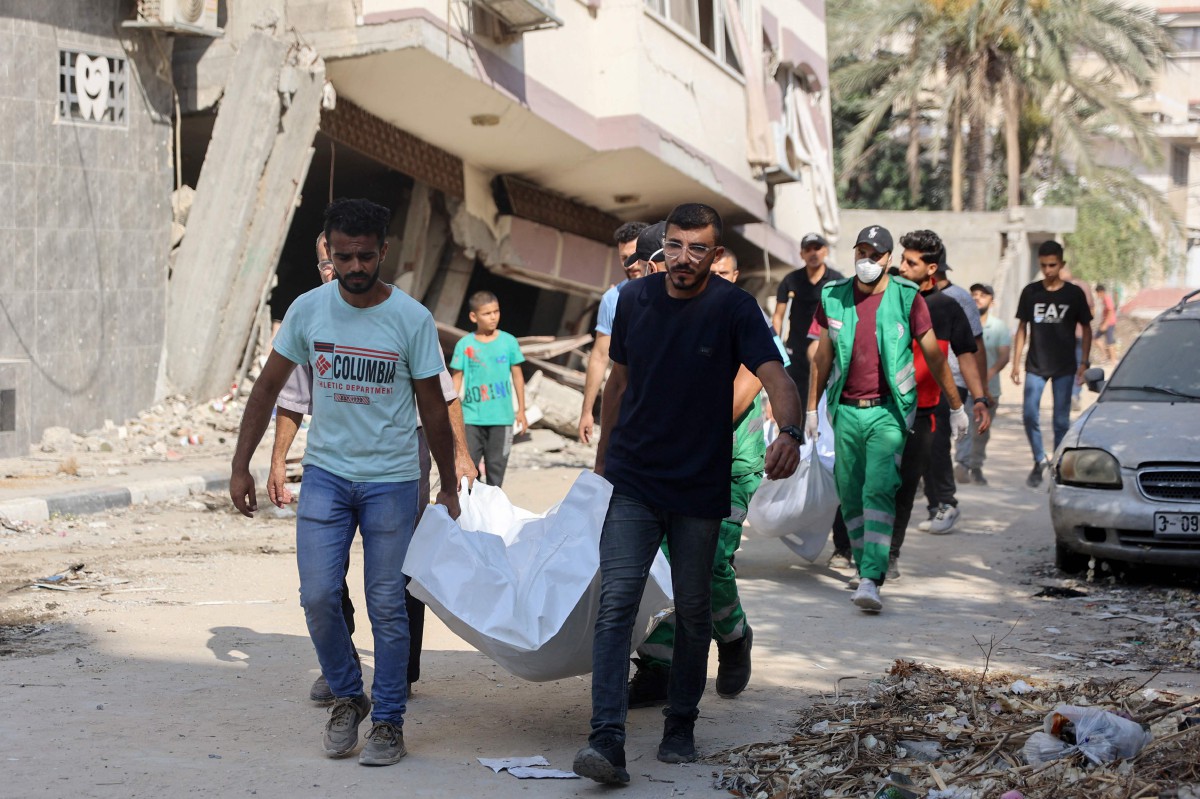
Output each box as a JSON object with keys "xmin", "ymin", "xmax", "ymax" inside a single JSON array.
[{"xmin": 1, "ymin": 406, "xmax": 1197, "ymax": 798}]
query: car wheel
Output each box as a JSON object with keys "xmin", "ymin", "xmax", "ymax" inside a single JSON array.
[{"xmin": 1055, "ymin": 541, "xmax": 1090, "ymax": 574}]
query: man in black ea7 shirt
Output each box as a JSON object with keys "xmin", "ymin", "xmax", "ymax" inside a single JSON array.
[
  {"xmin": 1011, "ymin": 241, "xmax": 1093, "ymax": 487},
  {"xmin": 572, "ymin": 203, "xmax": 803, "ymax": 786}
]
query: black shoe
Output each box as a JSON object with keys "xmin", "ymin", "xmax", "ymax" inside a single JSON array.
[
  {"xmin": 969, "ymin": 468, "xmax": 987, "ymax": 486},
  {"xmin": 715, "ymin": 626, "xmax": 752, "ymax": 698},
  {"xmin": 657, "ymin": 711, "xmax": 697, "ymax": 763},
  {"xmin": 1026, "ymin": 459, "xmax": 1047, "ymax": 488},
  {"xmin": 310, "ymin": 673, "xmax": 334, "ymax": 705},
  {"xmin": 573, "ymin": 739, "xmax": 630, "ymax": 784},
  {"xmin": 627, "ymin": 658, "xmax": 670, "ymax": 708}
]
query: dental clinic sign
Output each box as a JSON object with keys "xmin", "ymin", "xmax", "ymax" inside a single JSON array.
[{"xmin": 58, "ymin": 49, "xmax": 127, "ymax": 126}]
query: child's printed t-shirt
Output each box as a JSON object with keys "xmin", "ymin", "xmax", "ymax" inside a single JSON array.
[{"xmin": 451, "ymin": 331, "xmax": 525, "ymax": 426}]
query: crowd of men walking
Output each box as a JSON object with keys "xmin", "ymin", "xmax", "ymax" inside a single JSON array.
[{"xmin": 228, "ymin": 197, "xmax": 1106, "ymax": 783}]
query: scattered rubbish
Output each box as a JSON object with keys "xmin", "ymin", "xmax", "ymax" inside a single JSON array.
[
  {"xmin": 709, "ymin": 659, "xmax": 1200, "ymax": 799},
  {"xmin": 1034, "ymin": 586, "xmax": 1088, "ymax": 598},
  {"xmin": 26, "ymin": 564, "xmax": 130, "ymax": 592},
  {"xmin": 873, "ymin": 772, "xmax": 918, "ymax": 798},
  {"xmin": 1039, "ymin": 705, "xmax": 1152, "ymax": 764},
  {"xmin": 477, "ymin": 756, "xmax": 578, "ymax": 780},
  {"xmin": 1008, "ymin": 679, "xmax": 1035, "ymax": 694},
  {"xmin": 478, "ymin": 756, "xmax": 551, "ymax": 773}
]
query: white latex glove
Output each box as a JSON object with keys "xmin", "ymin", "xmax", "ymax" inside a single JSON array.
[
  {"xmin": 804, "ymin": 410, "xmax": 819, "ymax": 443},
  {"xmin": 950, "ymin": 404, "xmax": 969, "ymax": 442}
]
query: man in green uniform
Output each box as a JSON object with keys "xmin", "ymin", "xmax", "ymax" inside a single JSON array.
[{"xmin": 809, "ymin": 226, "xmax": 981, "ymax": 612}]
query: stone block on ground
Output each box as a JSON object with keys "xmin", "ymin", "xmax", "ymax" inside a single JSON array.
[{"xmin": 523, "ymin": 371, "xmax": 583, "ymax": 439}]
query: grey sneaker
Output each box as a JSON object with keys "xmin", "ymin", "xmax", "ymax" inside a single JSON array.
[
  {"xmin": 887, "ymin": 556, "xmax": 900, "ymax": 581},
  {"xmin": 309, "ymin": 673, "xmax": 334, "ymax": 705},
  {"xmin": 323, "ymin": 694, "xmax": 371, "ymax": 758},
  {"xmin": 827, "ymin": 550, "xmax": 855, "ymax": 573},
  {"xmin": 954, "ymin": 463, "xmax": 972, "ymax": 485},
  {"xmin": 358, "ymin": 721, "xmax": 406, "ymax": 766},
  {"xmin": 927, "ymin": 504, "xmax": 960, "ymax": 535},
  {"xmin": 969, "ymin": 468, "xmax": 987, "ymax": 486},
  {"xmin": 851, "ymin": 578, "xmax": 883, "ymax": 612},
  {"xmin": 846, "ymin": 573, "xmax": 861, "ymax": 590}
]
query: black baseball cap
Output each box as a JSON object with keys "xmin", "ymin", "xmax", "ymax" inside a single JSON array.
[
  {"xmin": 801, "ymin": 232, "xmax": 828, "ymax": 249},
  {"xmin": 623, "ymin": 220, "xmax": 667, "ymax": 269},
  {"xmin": 936, "ymin": 248, "xmax": 952, "ymax": 272},
  {"xmin": 970, "ymin": 283, "xmax": 994, "ymax": 296},
  {"xmin": 854, "ymin": 225, "xmax": 893, "ymax": 254}
]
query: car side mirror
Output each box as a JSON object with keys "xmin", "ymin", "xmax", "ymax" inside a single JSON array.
[{"xmin": 1083, "ymin": 366, "xmax": 1106, "ymax": 393}]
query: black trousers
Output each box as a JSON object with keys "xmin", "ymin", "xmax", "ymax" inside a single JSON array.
[
  {"xmin": 893, "ymin": 413, "xmax": 934, "ymax": 558},
  {"xmin": 923, "ymin": 387, "xmax": 967, "ymax": 513}
]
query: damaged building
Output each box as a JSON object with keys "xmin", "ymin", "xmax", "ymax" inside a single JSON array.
[{"xmin": 0, "ymin": 0, "xmax": 838, "ymax": 454}]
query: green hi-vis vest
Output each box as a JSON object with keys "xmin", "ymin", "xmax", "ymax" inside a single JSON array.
[
  {"xmin": 820, "ymin": 276, "xmax": 919, "ymax": 432},
  {"xmin": 731, "ymin": 394, "xmax": 765, "ymax": 478}
]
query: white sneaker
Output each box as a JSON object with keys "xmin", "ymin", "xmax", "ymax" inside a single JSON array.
[
  {"xmin": 851, "ymin": 578, "xmax": 882, "ymax": 612},
  {"xmin": 845, "ymin": 574, "xmax": 860, "ymax": 590},
  {"xmin": 927, "ymin": 504, "xmax": 960, "ymax": 535},
  {"xmin": 917, "ymin": 515, "xmax": 934, "ymax": 532}
]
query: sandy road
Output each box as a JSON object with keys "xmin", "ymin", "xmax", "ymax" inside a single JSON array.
[{"xmin": 0, "ymin": 410, "xmax": 1196, "ymax": 798}]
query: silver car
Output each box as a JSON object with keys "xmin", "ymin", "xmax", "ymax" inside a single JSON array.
[{"xmin": 1049, "ymin": 289, "xmax": 1200, "ymax": 572}]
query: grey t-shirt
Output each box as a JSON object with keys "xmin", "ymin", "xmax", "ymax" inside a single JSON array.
[{"xmin": 942, "ymin": 282, "xmax": 983, "ymax": 388}]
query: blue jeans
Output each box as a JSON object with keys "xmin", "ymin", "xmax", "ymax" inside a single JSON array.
[
  {"xmin": 1022, "ymin": 374, "xmax": 1074, "ymax": 464},
  {"xmin": 589, "ymin": 492, "xmax": 721, "ymax": 747},
  {"xmin": 296, "ymin": 465, "xmax": 418, "ymax": 725}
]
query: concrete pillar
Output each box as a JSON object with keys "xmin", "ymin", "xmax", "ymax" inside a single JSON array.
[
  {"xmin": 165, "ymin": 34, "xmax": 325, "ymax": 399},
  {"xmin": 429, "ymin": 252, "xmax": 475, "ymax": 324}
]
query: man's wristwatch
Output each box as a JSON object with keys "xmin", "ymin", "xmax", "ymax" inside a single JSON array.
[
  {"xmin": 973, "ymin": 396, "xmax": 991, "ymax": 408},
  {"xmin": 780, "ymin": 425, "xmax": 805, "ymax": 444}
]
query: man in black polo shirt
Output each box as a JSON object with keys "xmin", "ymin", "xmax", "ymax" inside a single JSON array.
[
  {"xmin": 772, "ymin": 232, "xmax": 844, "ymax": 405},
  {"xmin": 573, "ymin": 203, "xmax": 803, "ymax": 785}
]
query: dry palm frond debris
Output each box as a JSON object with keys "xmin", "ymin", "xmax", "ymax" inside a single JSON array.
[{"xmin": 709, "ymin": 660, "xmax": 1200, "ymax": 799}]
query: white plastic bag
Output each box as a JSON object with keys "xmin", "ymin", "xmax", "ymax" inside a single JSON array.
[
  {"xmin": 745, "ymin": 448, "xmax": 840, "ymax": 561},
  {"xmin": 1040, "ymin": 705, "xmax": 1151, "ymax": 764},
  {"xmin": 403, "ymin": 471, "xmax": 674, "ymax": 682}
]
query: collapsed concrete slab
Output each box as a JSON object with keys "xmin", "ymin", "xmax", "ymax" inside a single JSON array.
[{"xmin": 165, "ymin": 33, "xmax": 325, "ymax": 400}]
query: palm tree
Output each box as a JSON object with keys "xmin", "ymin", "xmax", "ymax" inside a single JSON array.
[{"xmin": 831, "ymin": 0, "xmax": 1175, "ymax": 212}]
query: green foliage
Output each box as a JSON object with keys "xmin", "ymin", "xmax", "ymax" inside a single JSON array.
[{"xmin": 1044, "ymin": 178, "xmax": 1159, "ymax": 285}]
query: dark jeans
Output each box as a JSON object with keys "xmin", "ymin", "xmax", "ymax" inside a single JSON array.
[
  {"xmin": 831, "ymin": 507, "xmax": 849, "ymax": 554},
  {"xmin": 924, "ymin": 387, "xmax": 967, "ymax": 514},
  {"xmin": 893, "ymin": 413, "xmax": 933, "ymax": 558},
  {"xmin": 589, "ymin": 492, "xmax": 721, "ymax": 747},
  {"xmin": 466, "ymin": 424, "xmax": 513, "ymax": 487},
  {"xmin": 336, "ymin": 428, "xmax": 430, "ymax": 684}
]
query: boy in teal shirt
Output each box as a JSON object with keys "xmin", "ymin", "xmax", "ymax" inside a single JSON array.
[{"xmin": 451, "ymin": 291, "xmax": 527, "ymax": 487}]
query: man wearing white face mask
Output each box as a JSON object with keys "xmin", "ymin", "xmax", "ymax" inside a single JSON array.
[{"xmin": 809, "ymin": 226, "xmax": 977, "ymax": 613}]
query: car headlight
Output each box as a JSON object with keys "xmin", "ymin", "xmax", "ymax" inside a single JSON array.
[{"xmin": 1058, "ymin": 448, "xmax": 1122, "ymax": 488}]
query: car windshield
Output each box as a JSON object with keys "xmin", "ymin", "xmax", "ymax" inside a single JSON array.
[{"xmin": 1102, "ymin": 318, "xmax": 1200, "ymax": 402}]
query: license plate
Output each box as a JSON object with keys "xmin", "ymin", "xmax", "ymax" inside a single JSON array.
[{"xmin": 1155, "ymin": 512, "xmax": 1200, "ymax": 537}]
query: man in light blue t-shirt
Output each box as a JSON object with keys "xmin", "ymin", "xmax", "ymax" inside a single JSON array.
[{"xmin": 231, "ymin": 199, "xmax": 459, "ymax": 768}]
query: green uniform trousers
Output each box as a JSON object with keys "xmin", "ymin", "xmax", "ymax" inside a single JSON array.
[
  {"xmin": 833, "ymin": 404, "xmax": 905, "ymax": 584},
  {"xmin": 636, "ymin": 472, "xmax": 760, "ymax": 668}
]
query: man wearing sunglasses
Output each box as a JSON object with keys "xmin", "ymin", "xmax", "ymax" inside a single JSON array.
[{"xmin": 574, "ymin": 203, "xmax": 803, "ymax": 785}]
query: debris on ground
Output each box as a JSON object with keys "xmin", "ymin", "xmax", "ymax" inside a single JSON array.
[
  {"xmin": 709, "ymin": 659, "xmax": 1200, "ymax": 799},
  {"xmin": 477, "ymin": 756, "xmax": 579, "ymax": 779},
  {"xmin": 25, "ymin": 563, "xmax": 130, "ymax": 592}
]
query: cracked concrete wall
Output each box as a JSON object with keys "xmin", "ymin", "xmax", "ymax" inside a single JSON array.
[{"xmin": 165, "ymin": 33, "xmax": 325, "ymax": 399}]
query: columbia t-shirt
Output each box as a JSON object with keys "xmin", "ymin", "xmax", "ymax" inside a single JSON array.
[
  {"xmin": 276, "ymin": 356, "xmax": 457, "ymax": 422},
  {"xmin": 272, "ymin": 281, "xmax": 444, "ymax": 482},
  {"xmin": 606, "ymin": 273, "xmax": 782, "ymax": 519},
  {"xmin": 451, "ymin": 331, "xmax": 525, "ymax": 426},
  {"xmin": 1015, "ymin": 281, "xmax": 1093, "ymax": 377}
]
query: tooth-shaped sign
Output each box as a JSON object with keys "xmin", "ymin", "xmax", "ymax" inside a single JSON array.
[{"xmin": 75, "ymin": 53, "xmax": 110, "ymax": 122}]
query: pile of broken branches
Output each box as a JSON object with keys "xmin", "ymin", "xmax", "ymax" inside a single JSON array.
[{"xmin": 710, "ymin": 660, "xmax": 1200, "ymax": 799}]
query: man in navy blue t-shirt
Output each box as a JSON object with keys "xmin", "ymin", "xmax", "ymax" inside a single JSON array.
[{"xmin": 572, "ymin": 203, "xmax": 804, "ymax": 785}]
